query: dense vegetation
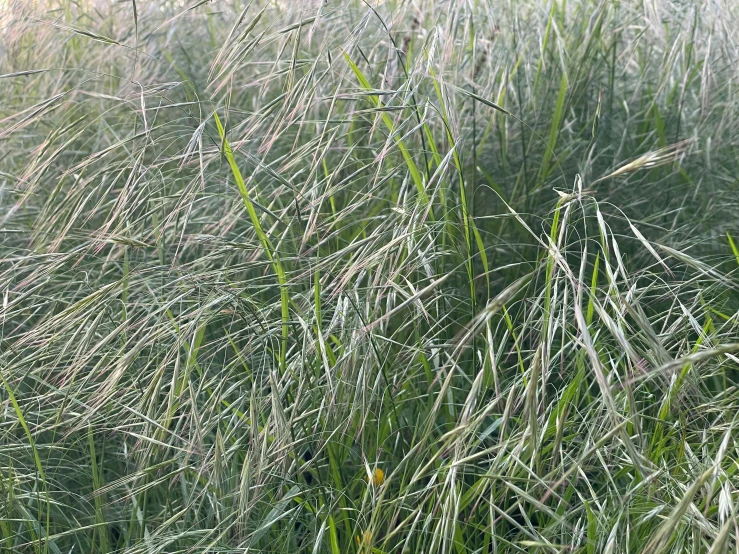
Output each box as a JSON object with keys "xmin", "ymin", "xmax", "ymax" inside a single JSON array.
[{"xmin": 1, "ymin": 0, "xmax": 739, "ymax": 552}]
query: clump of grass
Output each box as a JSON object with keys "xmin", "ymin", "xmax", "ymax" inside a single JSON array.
[{"xmin": 1, "ymin": 0, "xmax": 739, "ymax": 553}]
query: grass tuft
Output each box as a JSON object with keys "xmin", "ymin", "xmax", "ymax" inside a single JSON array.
[{"xmin": 1, "ymin": 0, "xmax": 738, "ymax": 552}]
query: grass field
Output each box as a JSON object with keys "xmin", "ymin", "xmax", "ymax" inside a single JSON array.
[{"xmin": 1, "ymin": 0, "xmax": 739, "ymax": 552}]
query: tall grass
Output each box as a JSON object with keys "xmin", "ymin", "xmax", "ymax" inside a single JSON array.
[{"xmin": 1, "ymin": 0, "xmax": 738, "ymax": 552}]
